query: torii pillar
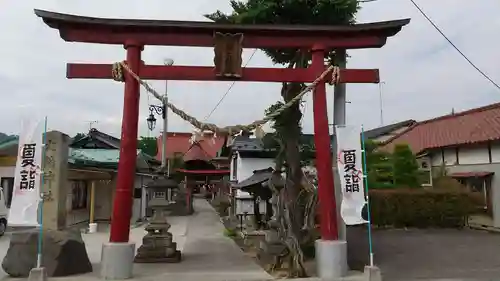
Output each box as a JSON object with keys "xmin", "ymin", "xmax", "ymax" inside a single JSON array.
[{"xmin": 34, "ymin": 9, "xmax": 409, "ymax": 280}]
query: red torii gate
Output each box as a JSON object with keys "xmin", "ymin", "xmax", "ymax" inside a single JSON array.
[{"xmin": 35, "ymin": 8, "xmax": 408, "ymax": 277}]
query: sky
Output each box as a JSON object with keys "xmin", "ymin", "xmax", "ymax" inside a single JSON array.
[{"xmin": 1, "ymin": 0, "xmax": 499, "ymax": 139}]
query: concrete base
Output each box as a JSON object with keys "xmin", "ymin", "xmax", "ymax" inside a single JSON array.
[
  {"xmin": 28, "ymin": 267, "xmax": 47, "ymax": 281},
  {"xmin": 364, "ymin": 265, "xmax": 382, "ymax": 281},
  {"xmin": 315, "ymin": 239, "xmax": 348, "ymax": 279},
  {"xmin": 100, "ymin": 242, "xmax": 136, "ymax": 280},
  {"xmin": 88, "ymin": 223, "xmax": 98, "ymax": 234}
]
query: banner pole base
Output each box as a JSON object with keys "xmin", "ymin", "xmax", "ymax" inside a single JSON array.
[
  {"xmin": 36, "ymin": 253, "xmax": 42, "ymax": 268},
  {"xmin": 28, "ymin": 267, "xmax": 47, "ymax": 281},
  {"xmin": 364, "ymin": 265, "xmax": 382, "ymax": 281}
]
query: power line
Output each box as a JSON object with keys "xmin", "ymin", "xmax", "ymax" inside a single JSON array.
[
  {"xmin": 409, "ymin": 0, "xmax": 500, "ymax": 91},
  {"xmin": 203, "ymin": 49, "xmax": 258, "ymax": 120}
]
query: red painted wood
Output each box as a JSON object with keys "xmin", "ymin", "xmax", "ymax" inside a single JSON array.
[
  {"xmin": 311, "ymin": 47, "xmax": 338, "ymax": 241},
  {"xmin": 67, "ymin": 64, "xmax": 379, "ymax": 84},
  {"xmin": 62, "ymin": 29, "xmax": 387, "ymax": 49},
  {"xmin": 109, "ymin": 44, "xmax": 142, "ymax": 243}
]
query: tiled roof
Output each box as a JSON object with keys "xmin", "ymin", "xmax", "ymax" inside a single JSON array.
[
  {"xmin": 231, "ymin": 136, "xmax": 266, "ymax": 151},
  {"xmin": 156, "ymin": 132, "xmax": 226, "ymax": 162},
  {"xmin": 183, "ymin": 143, "xmax": 212, "ymax": 162},
  {"xmin": 363, "ymin": 119, "xmax": 416, "ymax": 139},
  {"xmin": 70, "ymin": 128, "xmax": 120, "ymax": 149},
  {"xmin": 69, "ymin": 148, "xmax": 126, "ymax": 164},
  {"xmin": 0, "ymin": 136, "xmax": 19, "ymax": 150},
  {"xmin": 69, "ymin": 148, "xmax": 152, "ymax": 170},
  {"xmin": 381, "ymin": 102, "xmax": 500, "ymax": 153}
]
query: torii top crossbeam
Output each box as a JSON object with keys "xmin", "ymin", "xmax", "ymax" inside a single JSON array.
[
  {"xmin": 34, "ymin": 9, "xmax": 409, "ymax": 84},
  {"xmin": 35, "ymin": 9, "xmax": 409, "ymax": 48}
]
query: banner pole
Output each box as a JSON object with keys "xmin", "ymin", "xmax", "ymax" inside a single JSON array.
[
  {"xmin": 36, "ymin": 116, "xmax": 48, "ymax": 268},
  {"xmin": 361, "ymin": 125, "xmax": 374, "ymax": 267}
]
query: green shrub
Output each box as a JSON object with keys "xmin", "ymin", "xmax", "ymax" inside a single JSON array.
[
  {"xmin": 364, "ymin": 140, "xmax": 394, "ymax": 189},
  {"xmin": 369, "ymin": 188, "xmax": 476, "ymax": 228},
  {"xmin": 392, "ymin": 144, "xmax": 420, "ymax": 188}
]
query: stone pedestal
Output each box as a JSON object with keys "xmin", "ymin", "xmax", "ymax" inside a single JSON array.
[
  {"xmin": 2, "ymin": 230, "xmax": 92, "ymax": 277},
  {"xmin": 134, "ymin": 210, "xmax": 181, "ymax": 263},
  {"xmin": 260, "ymin": 229, "xmax": 286, "ymax": 255},
  {"xmin": 315, "ymin": 239, "xmax": 348, "ymax": 279},
  {"xmin": 101, "ymin": 242, "xmax": 135, "ymax": 279}
]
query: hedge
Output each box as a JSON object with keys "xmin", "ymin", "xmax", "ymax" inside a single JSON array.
[{"xmin": 368, "ymin": 189, "xmax": 476, "ymax": 228}]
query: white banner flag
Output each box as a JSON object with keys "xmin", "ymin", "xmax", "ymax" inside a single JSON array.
[
  {"xmin": 336, "ymin": 125, "xmax": 367, "ymax": 225},
  {"xmin": 9, "ymin": 118, "xmax": 45, "ymax": 227}
]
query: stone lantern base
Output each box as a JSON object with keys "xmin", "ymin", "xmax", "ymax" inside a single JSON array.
[{"xmin": 134, "ymin": 209, "xmax": 181, "ymax": 263}]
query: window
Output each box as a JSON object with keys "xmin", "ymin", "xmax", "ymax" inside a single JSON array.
[
  {"xmin": 231, "ymin": 156, "xmax": 238, "ymax": 180},
  {"xmin": 71, "ymin": 180, "xmax": 88, "ymax": 210},
  {"xmin": 417, "ymin": 157, "xmax": 432, "ymax": 187},
  {"xmin": 133, "ymin": 188, "xmax": 142, "ymax": 199},
  {"xmin": 0, "ymin": 177, "xmax": 14, "ymax": 208},
  {"xmin": 153, "ymin": 191, "xmax": 166, "ymax": 199}
]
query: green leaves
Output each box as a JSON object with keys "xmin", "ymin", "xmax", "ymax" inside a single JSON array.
[
  {"xmin": 392, "ymin": 143, "xmax": 421, "ymax": 188},
  {"xmin": 137, "ymin": 136, "xmax": 158, "ymax": 157}
]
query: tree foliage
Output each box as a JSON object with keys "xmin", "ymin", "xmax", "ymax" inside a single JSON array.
[
  {"xmin": 72, "ymin": 133, "xmax": 86, "ymax": 142},
  {"xmin": 363, "ymin": 139, "xmax": 394, "ymax": 189},
  {"xmin": 392, "ymin": 143, "xmax": 420, "ymax": 188},
  {"xmin": 137, "ymin": 136, "xmax": 158, "ymax": 157}
]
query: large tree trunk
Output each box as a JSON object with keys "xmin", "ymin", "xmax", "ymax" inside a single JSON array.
[
  {"xmin": 281, "ymin": 81, "xmax": 304, "ymax": 228},
  {"xmin": 280, "ymin": 82, "xmax": 307, "ymax": 277}
]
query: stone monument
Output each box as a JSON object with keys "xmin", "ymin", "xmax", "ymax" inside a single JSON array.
[
  {"xmin": 258, "ymin": 176, "xmax": 287, "ymax": 264},
  {"xmin": 134, "ymin": 177, "xmax": 181, "ymax": 263}
]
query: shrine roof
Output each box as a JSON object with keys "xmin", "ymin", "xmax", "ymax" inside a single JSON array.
[
  {"xmin": 34, "ymin": 9, "xmax": 410, "ymax": 47},
  {"xmin": 233, "ymin": 168, "xmax": 275, "ymax": 189},
  {"xmin": 156, "ymin": 132, "xmax": 226, "ymax": 162},
  {"xmin": 70, "ymin": 128, "xmax": 121, "ymax": 150}
]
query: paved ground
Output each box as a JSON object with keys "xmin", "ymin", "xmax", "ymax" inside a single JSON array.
[
  {"xmin": 348, "ymin": 227, "xmax": 500, "ymax": 281},
  {"xmin": 0, "ymin": 199, "xmax": 271, "ymax": 281},
  {"xmin": 1, "ymin": 202, "xmax": 500, "ymax": 281}
]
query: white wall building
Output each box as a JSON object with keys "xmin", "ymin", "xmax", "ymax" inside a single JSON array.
[
  {"xmin": 382, "ymin": 102, "xmax": 500, "ymax": 228},
  {"xmin": 229, "ymin": 136, "xmax": 275, "ymax": 216}
]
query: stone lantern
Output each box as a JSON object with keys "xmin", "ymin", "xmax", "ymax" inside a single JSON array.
[{"xmin": 134, "ymin": 177, "xmax": 181, "ymax": 263}]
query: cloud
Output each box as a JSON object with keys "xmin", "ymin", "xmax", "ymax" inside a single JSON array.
[{"xmin": 0, "ymin": 0, "xmax": 499, "ymax": 139}]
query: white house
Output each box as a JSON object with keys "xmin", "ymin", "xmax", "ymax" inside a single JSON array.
[
  {"xmin": 381, "ymin": 102, "xmax": 500, "ymax": 228},
  {"xmin": 229, "ymin": 135, "xmax": 275, "ymax": 216}
]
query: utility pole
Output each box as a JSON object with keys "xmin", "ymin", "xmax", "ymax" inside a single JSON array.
[
  {"xmin": 332, "ymin": 49, "xmax": 347, "ymax": 241},
  {"xmin": 378, "ymin": 81, "xmax": 385, "ymax": 126},
  {"xmin": 162, "ymin": 58, "xmax": 174, "ymax": 201}
]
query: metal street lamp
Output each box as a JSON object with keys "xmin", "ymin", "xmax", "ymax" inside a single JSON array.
[
  {"xmin": 146, "ymin": 104, "xmax": 164, "ymax": 131},
  {"xmin": 146, "ymin": 113, "xmax": 156, "ymax": 131}
]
